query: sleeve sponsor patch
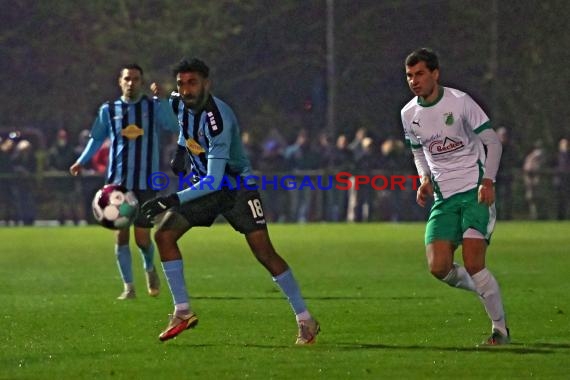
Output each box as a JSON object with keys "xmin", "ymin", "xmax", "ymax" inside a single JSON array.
[{"xmin": 202, "ymin": 96, "xmax": 224, "ymax": 137}]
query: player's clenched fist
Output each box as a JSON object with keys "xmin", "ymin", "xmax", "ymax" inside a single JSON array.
[
  {"xmin": 478, "ymin": 178, "xmax": 495, "ymax": 206},
  {"xmin": 150, "ymin": 82, "xmax": 161, "ymax": 97},
  {"xmin": 416, "ymin": 176, "xmax": 434, "ymax": 208}
]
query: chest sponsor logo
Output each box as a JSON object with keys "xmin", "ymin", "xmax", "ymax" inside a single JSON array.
[
  {"xmin": 429, "ymin": 137, "xmax": 464, "ymax": 155},
  {"xmin": 444, "ymin": 112, "xmax": 454, "ymax": 126},
  {"xmin": 122, "ymin": 124, "xmax": 144, "ymax": 140},
  {"xmin": 186, "ymin": 138, "xmax": 205, "ymax": 155}
]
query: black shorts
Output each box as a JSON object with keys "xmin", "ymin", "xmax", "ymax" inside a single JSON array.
[
  {"xmin": 177, "ymin": 188, "xmax": 267, "ymax": 234},
  {"xmin": 132, "ymin": 189, "xmax": 157, "ymax": 228}
]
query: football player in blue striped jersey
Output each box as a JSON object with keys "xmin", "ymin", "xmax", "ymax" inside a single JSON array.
[
  {"xmin": 143, "ymin": 59, "xmax": 319, "ymax": 344},
  {"xmin": 70, "ymin": 63, "xmax": 180, "ymax": 300}
]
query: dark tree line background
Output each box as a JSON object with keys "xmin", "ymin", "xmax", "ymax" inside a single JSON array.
[{"xmin": 1, "ymin": 0, "xmax": 568, "ymax": 155}]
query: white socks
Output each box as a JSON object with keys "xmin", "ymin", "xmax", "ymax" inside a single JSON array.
[
  {"xmin": 442, "ymin": 264, "xmax": 507, "ymax": 335},
  {"xmin": 442, "ymin": 263, "xmax": 477, "ymax": 292},
  {"xmin": 174, "ymin": 303, "xmax": 190, "ymax": 315},
  {"xmin": 471, "ymin": 268, "xmax": 507, "ymax": 335}
]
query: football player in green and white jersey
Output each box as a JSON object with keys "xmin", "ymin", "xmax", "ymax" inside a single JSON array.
[{"xmin": 401, "ymin": 48, "xmax": 510, "ymax": 345}]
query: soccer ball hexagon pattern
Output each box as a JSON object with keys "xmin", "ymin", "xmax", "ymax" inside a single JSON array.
[{"xmin": 92, "ymin": 184, "xmax": 139, "ymax": 230}]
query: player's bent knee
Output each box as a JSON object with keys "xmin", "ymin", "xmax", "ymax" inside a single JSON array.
[
  {"xmin": 153, "ymin": 230, "xmax": 168, "ymax": 246},
  {"xmin": 430, "ymin": 267, "xmax": 450, "ymax": 280},
  {"xmin": 428, "ymin": 260, "xmax": 454, "ymax": 280},
  {"xmin": 153, "ymin": 229, "xmax": 179, "ymax": 247}
]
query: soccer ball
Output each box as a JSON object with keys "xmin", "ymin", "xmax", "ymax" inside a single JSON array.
[{"xmin": 92, "ymin": 184, "xmax": 139, "ymax": 230}]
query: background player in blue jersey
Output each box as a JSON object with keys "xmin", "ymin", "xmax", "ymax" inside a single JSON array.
[
  {"xmin": 401, "ymin": 48, "xmax": 509, "ymax": 345},
  {"xmin": 143, "ymin": 58, "xmax": 320, "ymax": 344},
  {"xmin": 70, "ymin": 63, "xmax": 180, "ymax": 300}
]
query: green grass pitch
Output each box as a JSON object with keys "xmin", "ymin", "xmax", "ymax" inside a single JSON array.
[{"xmin": 1, "ymin": 222, "xmax": 569, "ymax": 379}]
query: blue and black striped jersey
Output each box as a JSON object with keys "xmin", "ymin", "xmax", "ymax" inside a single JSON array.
[
  {"xmin": 78, "ymin": 95, "xmax": 179, "ymax": 190},
  {"xmin": 170, "ymin": 93, "xmax": 253, "ymax": 180}
]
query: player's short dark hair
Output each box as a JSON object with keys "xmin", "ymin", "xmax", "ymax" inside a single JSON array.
[
  {"xmin": 120, "ymin": 63, "xmax": 144, "ymax": 76},
  {"xmin": 405, "ymin": 48, "xmax": 439, "ymax": 71},
  {"xmin": 172, "ymin": 58, "xmax": 209, "ymax": 78}
]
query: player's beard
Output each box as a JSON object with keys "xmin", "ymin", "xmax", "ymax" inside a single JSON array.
[{"xmin": 183, "ymin": 89, "xmax": 207, "ymax": 111}]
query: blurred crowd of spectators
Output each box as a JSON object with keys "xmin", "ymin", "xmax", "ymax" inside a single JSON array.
[
  {"xmin": 245, "ymin": 127, "xmax": 416, "ymax": 223},
  {"xmin": 1, "ymin": 126, "xmax": 569, "ymax": 226}
]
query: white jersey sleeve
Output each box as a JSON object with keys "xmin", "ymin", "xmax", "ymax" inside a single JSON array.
[
  {"xmin": 478, "ymin": 128, "xmax": 502, "ymax": 181},
  {"xmin": 463, "ymin": 94, "xmax": 490, "ymax": 134},
  {"xmin": 401, "ymin": 100, "xmax": 422, "ymax": 150}
]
